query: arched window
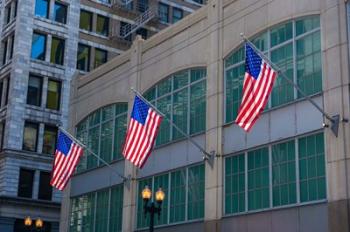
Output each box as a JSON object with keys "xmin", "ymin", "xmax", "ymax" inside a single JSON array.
[
  {"xmin": 144, "ymin": 68, "xmax": 207, "ymax": 146},
  {"xmin": 76, "ymin": 103, "xmax": 128, "ymax": 172},
  {"xmin": 225, "ymin": 16, "xmax": 322, "ymax": 123}
]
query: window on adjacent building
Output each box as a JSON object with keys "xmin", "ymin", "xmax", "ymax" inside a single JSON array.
[
  {"xmin": 43, "ymin": 125, "xmax": 57, "ymax": 154},
  {"xmin": 46, "ymin": 79, "xmax": 61, "ymax": 110},
  {"xmin": 23, "ymin": 122, "xmax": 39, "ymax": 152},
  {"xmin": 96, "ymin": 15, "xmax": 109, "ymax": 36},
  {"xmin": 158, "ymin": 3, "xmax": 169, "ymax": 23},
  {"xmin": 137, "ymin": 0, "xmax": 148, "ymax": 12},
  {"xmin": 5, "ymin": 5, "xmax": 11, "ymax": 24},
  {"xmin": 50, "ymin": 37, "xmax": 65, "ymax": 65},
  {"xmin": 17, "ymin": 169, "xmax": 35, "ymax": 198},
  {"xmin": 0, "ymin": 82, "xmax": 3, "ymax": 108},
  {"xmin": 54, "ymin": 1, "xmax": 67, "ymax": 24},
  {"xmin": 80, "ymin": 10, "xmax": 93, "ymax": 31},
  {"xmin": 225, "ymin": 16, "xmax": 322, "ymax": 123},
  {"xmin": 137, "ymin": 164, "xmax": 204, "ymax": 229},
  {"xmin": 0, "ymin": 121, "xmax": 5, "ymax": 151},
  {"xmin": 77, "ymin": 44, "xmax": 91, "ymax": 72},
  {"xmin": 136, "ymin": 28, "xmax": 147, "ymax": 40},
  {"xmin": 9, "ymin": 34, "xmax": 15, "ymax": 60},
  {"xmin": 224, "ymin": 132, "xmax": 326, "ymax": 216},
  {"xmin": 70, "ymin": 185, "xmax": 124, "ymax": 232},
  {"xmin": 120, "ymin": 22, "xmax": 132, "ymax": 41},
  {"xmin": 76, "ymin": 104, "xmax": 128, "ymax": 172},
  {"xmin": 94, "ymin": 48, "xmax": 108, "ymax": 68},
  {"xmin": 38, "ymin": 171, "xmax": 52, "ymax": 200},
  {"xmin": 31, "ymin": 32, "xmax": 46, "ymax": 60},
  {"xmin": 27, "ymin": 75, "xmax": 42, "ymax": 106},
  {"xmin": 35, "ymin": 0, "xmax": 49, "ymax": 18},
  {"xmin": 144, "ymin": 68, "xmax": 206, "ymax": 146},
  {"xmin": 14, "ymin": 1, "xmax": 17, "ymax": 18},
  {"xmin": 172, "ymin": 8, "xmax": 183, "ymax": 23},
  {"xmin": 2, "ymin": 40, "xmax": 8, "ymax": 65}
]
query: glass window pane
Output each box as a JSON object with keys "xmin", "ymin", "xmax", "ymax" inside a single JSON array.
[
  {"xmin": 170, "ymin": 169, "xmax": 186, "ymax": 223},
  {"xmin": 173, "ymin": 88, "xmax": 188, "ymax": 140},
  {"xmin": 296, "ymin": 16, "xmax": 320, "ymax": 36},
  {"xmin": 173, "ymin": 7, "xmax": 183, "ymax": 23},
  {"xmin": 297, "ymin": 31, "xmax": 322, "ymax": 96},
  {"xmin": 35, "ymin": 0, "xmax": 49, "ymax": 18},
  {"xmin": 80, "ymin": 10, "xmax": 93, "ymax": 31},
  {"xmin": 248, "ymin": 147, "xmax": 269, "ymax": 210},
  {"xmin": 95, "ymin": 190, "xmax": 109, "ymax": 232},
  {"xmin": 94, "ymin": 48, "xmax": 108, "ymax": 68},
  {"xmin": 270, "ymin": 22, "xmax": 293, "ymax": 47},
  {"xmin": 110, "ymin": 185, "xmax": 123, "ymax": 232},
  {"xmin": 54, "ymin": 1, "xmax": 67, "ymax": 24},
  {"xmin": 18, "ymin": 169, "xmax": 35, "ymax": 198},
  {"xmin": 96, "ymin": 15, "xmax": 109, "ymax": 36},
  {"xmin": 27, "ymin": 75, "xmax": 42, "ymax": 106},
  {"xmin": 46, "ymin": 80, "xmax": 61, "ymax": 110},
  {"xmin": 225, "ymin": 63, "xmax": 244, "ymax": 123},
  {"xmin": 100, "ymin": 120, "xmax": 112, "ymax": 163},
  {"xmin": 136, "ymin": 28, "xmax": 148, "ymax": 40},
  {"xmin": 272, "ymin": 140, "xmax": 296, "ymax": 207},
  {"xmin": 23, "ymin": 122, "xmax": 38, "ymax": 152},
  {"xmin": 43, "ymin": 125, "xmax": 57, "ymax": 154},
  {"xmin": 225, "ymin": 154, "xmax": 245, "ymax": 215},
  {"xmin": 156, "ymin": 95, "xmax": 171, "ymax": 145},
  {"xmin": 190, "ymin": 81, "xmax": 206, "ymax": 134},
  {"xmin": 77, "ymin": 44, "xmax": 91, "ymax": 72},
  {"xmin": 158, "ymin": 3, "xmax": 169, "ymax": 23},
  {"xmin": 188, "ymin": 164, "xmax": 205, "ymax": 220},
  {"xmin": 173, "ymin": 71, "xmax": 188, "ymax": 90},
  {"xmin": 50, "ymin": 37, "xmax": 65, "ymax": 65},
  {"xmin": 113, "ymin": 110, "xmax": 127, "ymax": 160},
  {"xmin": 31, "ymin": 32, "xmax": 46, "ymax": 60},
  {"xmin": 299, "ymin": 133, "xmax": 326, "ymax": 202},
  {"xmin": 271, "ymin": 43, "xmax": 294, "ymax": 107},
  {"xmin": 38, "ymin": 171, "xmax": 52, "ymax": 200}
]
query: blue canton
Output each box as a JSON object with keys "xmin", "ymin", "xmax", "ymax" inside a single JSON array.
[
  {"xmin": 245, "ymin": 43, "xmax": 262, "ymax": 80},
  {"xmin": 131, "ymin": 96, "xmax": 150, "ymax": 125},
  {"xmin": 57, "ymin": 131, "xmax": 73, "ymax": 156}
]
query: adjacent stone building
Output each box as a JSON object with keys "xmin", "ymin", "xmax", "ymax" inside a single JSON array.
[
  {"xmin": 61, "ymin": 0, "xmax": 350, "ymax": 231},
  {"xmin": 0, "ymin": 0, "xmax": 202, "ymax": 231}
]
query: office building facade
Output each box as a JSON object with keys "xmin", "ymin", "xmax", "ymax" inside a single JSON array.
[
  {"xmin": 61, "ymin": 0, "xmax": 350, "ymax": 231},
  {"xmin": 0, "ymin": 0, "xmax": 202, "ymax": 231}
]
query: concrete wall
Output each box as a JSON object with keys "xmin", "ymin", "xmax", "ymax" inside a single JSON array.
[{"xmin": 63, "ymin": 0, "xmax": 350, "ymax": 231}]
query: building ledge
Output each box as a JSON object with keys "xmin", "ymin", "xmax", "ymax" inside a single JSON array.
[{"xmin": 0, "ymin": 196, "xmax": 60, "ymax": 209}]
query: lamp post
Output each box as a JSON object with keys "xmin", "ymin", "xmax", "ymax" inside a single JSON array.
[
  {"xmin": 141, "ymin": 185, "xmax": 165, "ymax": 232},
  {"xmin": 24, "ymin": 216, "xmax": 44, "ymax": 232}
]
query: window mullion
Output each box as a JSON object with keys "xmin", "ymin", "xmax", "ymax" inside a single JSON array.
[
  {"xmin": 185, "ymin": 167, "xmax": 189, "ymax": 221},
  {"xmin": 187, "ymin": 71, "xmax": 191, "ymax": 135},
  {"xmin": 167, "ymin": 173, "xmax": 171, "ymax": 224},
  {"xmin": 268, "ymin": 145, "xmax": 273, "ymax": 208},
  {"xmin": 244, "ymin": 152, "xmax": 248, "ymax": 212},
  {"xmin": 267, "ymin": 29, "xmax": 272, "ymax": 109},
  {"xmin": 107, "ymin": 188, "xmax": 111, "ymax": 232},
  {"xmin": 93, "ymin": 192, "xmax": 97, "ymax": 232},
  {"xmin": 295, "ymin": 138, "xmax": 300, "ymax": 204},
  {"xmin": 111, "ymin": 105, "xmax": 116, "ymax": 161},
  {"xmin": 293, "ymin": 20, "xmax": 298, "ymax": 100}
]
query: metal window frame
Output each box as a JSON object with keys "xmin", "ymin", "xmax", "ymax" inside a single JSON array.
[{"xmin": 223, "ymin": 130, "xmax": 326, "ymax": 217}]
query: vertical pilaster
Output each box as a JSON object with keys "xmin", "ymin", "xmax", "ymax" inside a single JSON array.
[
  {"xmin": 322, "ymin": 0, "xmax": 350, "ymax": 232},
  {"xmin": 204, "ymin": 0, "xmax": 224, "ymax": 231},
  {"xmin": 121, "ymin": 35, "xmax": 144, "ymax": 232}
]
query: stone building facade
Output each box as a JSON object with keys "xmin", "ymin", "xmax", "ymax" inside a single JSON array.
[
  {"xmin": 0, "ymin": 0, "xmax": 202, "ymax": 231},
  {"xmin": 61, "ymin": 0, "xmax": 350, "ymax": 231}
]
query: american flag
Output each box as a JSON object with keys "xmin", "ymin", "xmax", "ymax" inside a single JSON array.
[
  {"xmin": 123, "ymin": 95, "xmax": 163, "ymax": 168},
  {"xmin": 235, "ymin": 43, "xmax": 277, "ymax": 131},
  {"xmin": 50, "ymin": 130, "xmax": 84, "ymax": 191}
]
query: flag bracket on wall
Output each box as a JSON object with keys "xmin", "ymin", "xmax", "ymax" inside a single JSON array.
[{"xmin": 239, "ymin": 33, "xmax": 347, "ymax": 137}]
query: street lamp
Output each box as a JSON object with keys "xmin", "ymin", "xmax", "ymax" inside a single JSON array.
[
  {"xmin": 142, "ymin": 185, "xmax": 165, "ymax": 232},
  {"xmin": 24, "ymin": 216, "xmax": 44, "ymax": 232}
]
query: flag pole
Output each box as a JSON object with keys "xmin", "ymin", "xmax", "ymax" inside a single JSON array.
[
  {"xmin": 130, "ymin": 87, "xmax": 215, "ymax": 165},
  {"xmin": 58, "ymin": 127, "xmax": 132, "ymax": 182},
  {"xmin": 240, "ymin": 33, "xmax": 343, "ymax": 137}
]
